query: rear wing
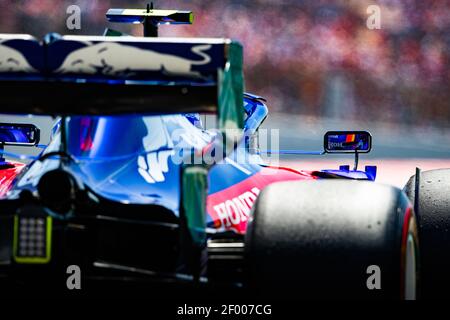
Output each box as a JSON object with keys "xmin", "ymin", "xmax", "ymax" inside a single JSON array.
[
  {"xmin": 0, "ymin": 34, "xmax": 244, "ymax": 130},
  {"xmin": 1, "ymin": 6, "xmax": 243, "ymax": 267}
]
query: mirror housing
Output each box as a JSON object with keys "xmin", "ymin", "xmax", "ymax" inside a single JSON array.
[
  {"xmin": 0, "ymin": 123, "xmax": 40, "ymax": 146},
  {"xmin": 324, "ymin": 131, "xmax": 371, "ymax": 154}
]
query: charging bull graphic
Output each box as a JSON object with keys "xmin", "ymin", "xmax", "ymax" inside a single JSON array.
[
  {"xmin": 55, "ymin": 42, "xmax": 212, "ymax": 77},
  {"xmin": 0, "ymin": 43, "xmax": 37, "ymax": 72}
]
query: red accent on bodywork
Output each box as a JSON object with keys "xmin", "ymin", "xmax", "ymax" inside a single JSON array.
[
  {"xmin": 207, "ymin": 166, "xmax": 316, "ymax": 234},
  {"xmin": 80, "ymin": 117, "xmax": 94, "ymax": 152},
  {"xmin": 0, "ymin": 162, "xmax": 25, "ymax": 198}
]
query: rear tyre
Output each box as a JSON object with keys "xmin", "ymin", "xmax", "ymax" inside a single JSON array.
[
  {"xmin": 404, "ymin": 168, "xmax": 450, "ymax": 299},
  {"xmin": 245, "ymin": 180, "xmax": 418, "ymax": 299}
]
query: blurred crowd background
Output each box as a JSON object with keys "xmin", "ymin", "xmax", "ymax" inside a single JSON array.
[{"xmin": 0, "ymin": 0, "xmax": 449, "ymax": 128}]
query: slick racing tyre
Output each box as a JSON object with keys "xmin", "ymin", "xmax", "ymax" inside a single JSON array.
[
  {"xmin": 245, "ymin": 180, "xmax": 418, "ymax": 300},
  {"xmin": 404, "ymin": 168, "xmax": 450, "ymax": 299}
]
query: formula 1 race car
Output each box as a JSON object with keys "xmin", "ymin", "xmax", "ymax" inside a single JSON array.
[{"xmin": 0, "ymin": 6, "xmax": 448, "ymax": 300}]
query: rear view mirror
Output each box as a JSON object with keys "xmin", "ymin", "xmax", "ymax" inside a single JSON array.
[
  {"xmin": 0, "ymin": 123, "xmax": 40, "ymax": 146},
  {"xmin": 324, "ymin": 131, "xmax": 371, "ymax": 153}
]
